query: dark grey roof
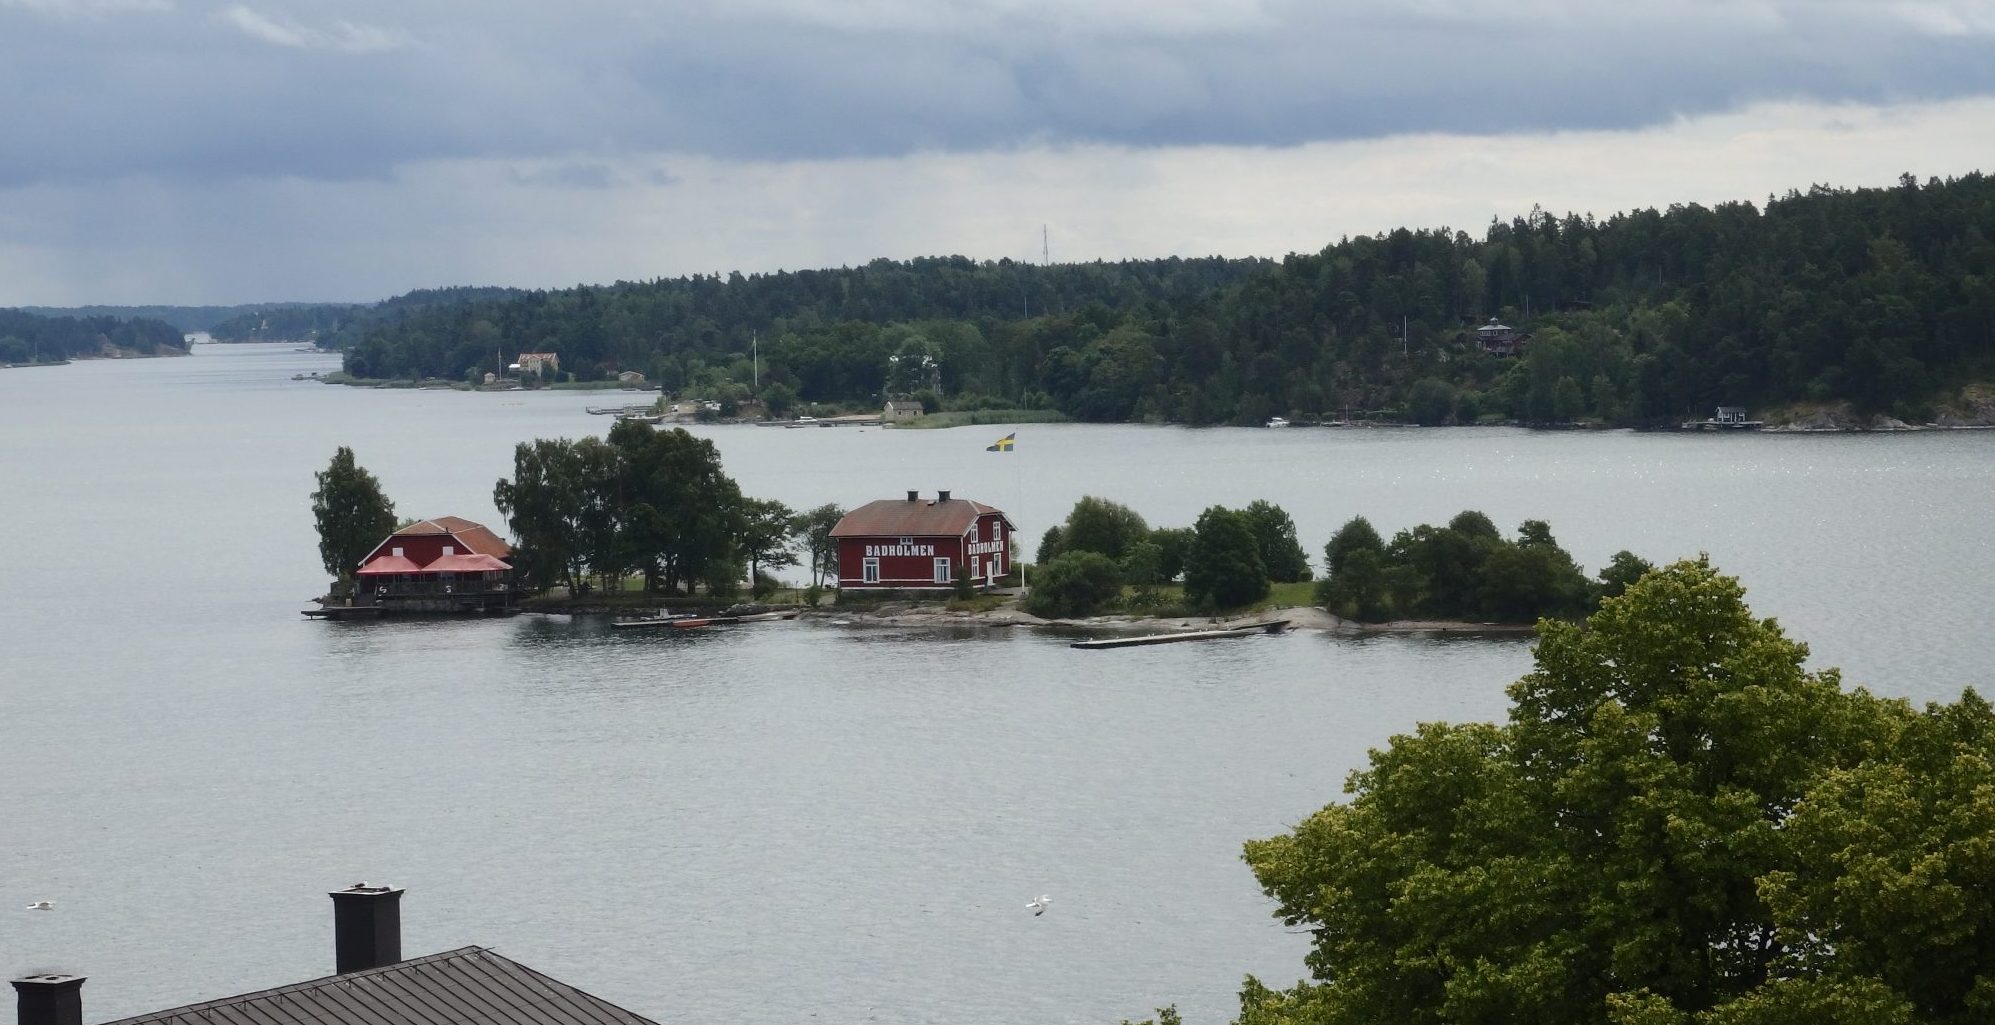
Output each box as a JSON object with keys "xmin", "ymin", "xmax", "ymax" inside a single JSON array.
[{"xmin": 96, "ymin": 948, "xmax": 659, "ymax": 1025}]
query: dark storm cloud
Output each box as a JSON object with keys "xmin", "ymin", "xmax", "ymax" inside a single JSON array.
[{"xmin": 2, "ymin": 0, "xmax": 1993, "ymax": 186}]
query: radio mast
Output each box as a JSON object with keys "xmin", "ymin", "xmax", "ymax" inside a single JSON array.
[{"xmin": 1042, "ymin": 224, "xmax": 1050, "ymax": 266}]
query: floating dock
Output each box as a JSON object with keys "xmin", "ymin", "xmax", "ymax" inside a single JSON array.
[{"xmin": 1070, "ymin": 620, "xmax": 1289, "ymax": 650}]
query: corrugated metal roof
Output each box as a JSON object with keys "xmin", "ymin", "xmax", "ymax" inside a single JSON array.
[
  {"xmin": 96, "ymin": 948, "xmax": 658, "ymax": 1025},
  {"xmin": 830, "ymin": 498, "xmax": 1010, "ymax": 538}
]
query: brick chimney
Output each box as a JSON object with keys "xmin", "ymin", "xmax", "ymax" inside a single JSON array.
[
  {"xmin": 329, "ymin": 883, "xmax": 404, "ymax": 974},
  {"xmin": 12, "ymin": 975, "xmax": 84, "ymax": 1025}
]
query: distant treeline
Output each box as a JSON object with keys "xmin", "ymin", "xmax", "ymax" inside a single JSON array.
[
  {"xmin": 13, "ymin": 303, "xmax": 335, "ymax": 335},
  {"xmin": 206, "ymin": 286, "xmax": 529, "ymax": 345},
  {"xmin": 0, "ymin": 309, "xmax": 186, "ymax": 363},
  {"xmin": 322, "ymin": 173, "xmax": 1995, "ymax": 424}
]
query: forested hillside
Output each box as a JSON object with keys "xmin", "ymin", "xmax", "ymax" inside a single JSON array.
[
  {"xmin": 336, "ymin": 173, "xmax": 1995, "ymax": 424},
  {"xmin": 0, "ymin": 309, "xmax": 187, "ymax": 363},
  {"xmin": 207, "ymin": 286, "xmax": 527, "ymax": 344}
]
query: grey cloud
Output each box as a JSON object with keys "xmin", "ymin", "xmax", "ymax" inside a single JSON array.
[{"xmin": 0, "ymin": 0, "xmax": 1992, "ymax": 187}]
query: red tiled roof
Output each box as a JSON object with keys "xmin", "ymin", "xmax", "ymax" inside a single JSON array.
[
  {"xmin": 830, "ymin": 498, "xmax": 1010, "ymax": 538},
  {"xmin": 355, "ymin": 554, "xmax": 423, "ymax": 576},
  {"xmin": 425, "ymin": 553, "xmax": 512, "ymax": 572},
  {"xmin": 361, "ymin": 517, "xmax": 513, "ymax": 565}
]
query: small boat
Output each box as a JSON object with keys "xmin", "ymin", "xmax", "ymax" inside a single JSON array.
[
  {"xmin": 1264, "ymin": 417, "xmax": 1291, "ymax": 429},
  {"xmin": 670, "ymin": 610, "xmax": 802, "ymax": 629},
  {"xmin": 609, "ymin": 613, "xmax": 702, "ymax": 630}
]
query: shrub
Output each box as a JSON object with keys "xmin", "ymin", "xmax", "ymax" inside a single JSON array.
[{"xmin": 1025, "ymin": 551, "xmax": 1123, "ymax": 618}]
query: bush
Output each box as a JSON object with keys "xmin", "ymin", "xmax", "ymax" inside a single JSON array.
[{"xmin": 1025, "ymin": 551, "xmax": 1123, "ymax": 619}]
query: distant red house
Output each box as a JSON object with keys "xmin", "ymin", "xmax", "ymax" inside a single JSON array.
[
  {"xmin": 831, "ymin": 491, "xmax": 1013, "ymax": 590},
  {"xmin": 353, "ymin": 516, "xmax": 515, "ymax": 612}
]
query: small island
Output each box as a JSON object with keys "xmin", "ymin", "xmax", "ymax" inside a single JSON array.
[{"xmin": 307, "ymin": 434, "xmax": 1649, "ymax": 637}]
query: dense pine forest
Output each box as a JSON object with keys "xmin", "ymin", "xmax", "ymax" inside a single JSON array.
[
  {"xmin": 330, "ymin": 173, "xmax": 1994, "ymax": 425},
  {"xmin": 0, "ymin": 309, "xmax": 187, "ymax": 363}
]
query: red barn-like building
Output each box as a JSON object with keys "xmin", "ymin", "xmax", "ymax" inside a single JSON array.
[
  {"xmin": 832, "ymin": 491, "xmax": 1013, "ymax": 590},
  {"xmin": 353, "ymin": 516, "xmax": 516, "ymax": 613}
]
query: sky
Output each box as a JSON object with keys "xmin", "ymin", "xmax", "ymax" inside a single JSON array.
[{"xmin": 3, "ymin": 0, "xmax": 1994, "ymax": 306}]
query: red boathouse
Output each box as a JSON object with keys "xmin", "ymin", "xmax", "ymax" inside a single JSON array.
[
  {"xmin": 831, "ymin": 491, "xmax": 1014, "ymax": 591},
  {"xmin": 353, "ymin": 516, "xmax": 516, "ymax": 613}
]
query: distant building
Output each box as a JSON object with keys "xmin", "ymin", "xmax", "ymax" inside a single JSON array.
[
  {"xmin": 884, "ymin": 400, "xmax": 925, "ymax": 422},
  {"xmin": 617, "ymin": 370, "xmax": 646, "ymax": 384},
  {"xmin": 831, "ymin": 491, "xmax": 1013, "ymax": 590},
  {"xmin": 353, "ymin": 516, "xmax": 515, "ymax": 613},
  {"xmin": 10, "ymin": 886, "xmax": 661, "ymax": 1025},
  {"xmin": 513, "ymin": 351, "xmax": 559, "ymax": 376},
  {"xmin": 1475, "ymin": 319, "xmax": 1528, "ymax": 357},
  {"xmin": 1714, "ymin": 406, "xmax": 1750, "ymax": 423}
]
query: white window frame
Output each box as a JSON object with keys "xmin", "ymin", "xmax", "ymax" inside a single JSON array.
[
  {"xmin": 934, "ymin": 557, "xmax": 951, "ymax": 583},
  {"xmin": 863, "ymin": 557, "xmax": 881, "ymax": 583},
  {"xmin": 970, "ymin": 520, "xmax": 980, "ymax": 544}
]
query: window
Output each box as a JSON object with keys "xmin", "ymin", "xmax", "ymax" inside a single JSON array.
[
  {"xmin": 863, "ymin": 557, "xmax": 880, "ymax": 583},
  {"xmin": 934, "ymin": 557, "xmax": 951, "ymax": 583},
  {"xmin": 970, "ymin": 521, "xmax": 980, "ymax": 544},
  {"xmin": 442, "ymin": 545, "xmax": 455, "ymax": 555},
  {"xmin": 391, "ymin": 546, "xmax": 404, "ymax": 557}
]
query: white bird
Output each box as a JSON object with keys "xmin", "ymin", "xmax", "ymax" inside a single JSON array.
[
  {"xmin": 25, "ymin": 901, "xmax": 53, "ymax": 911},
  {"xmin": 1027, "ymin": 895, "xmax": 1052, "ymax": 916}
]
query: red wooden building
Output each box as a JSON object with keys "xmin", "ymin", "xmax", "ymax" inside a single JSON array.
[
  {"xmin": 831, "ymin": 491, "xmax": 1013, "ymax": 591},
  {"xmin": 353, "ymin": 516, "xmax": 516, "ymax": 613}
]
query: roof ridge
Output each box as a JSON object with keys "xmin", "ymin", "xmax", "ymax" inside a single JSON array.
[{"xmin": 93, "ymin": 949, "xmax": 489, "ymax": 1025}]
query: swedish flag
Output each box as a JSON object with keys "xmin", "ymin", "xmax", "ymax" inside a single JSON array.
[{"xmin": 985, "ymin": 432, "xmax": 1016, "ymax": 452}]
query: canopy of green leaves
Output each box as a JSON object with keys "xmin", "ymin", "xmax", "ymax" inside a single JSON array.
[{"xmin": 1242, "ymin": 558, "xmax": 1995, "ymax": 1025}]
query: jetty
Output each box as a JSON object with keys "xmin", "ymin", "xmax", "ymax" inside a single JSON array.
[{"xmin": 1070, "ymin": 620, "xmax": 1289, "ymax": 650}]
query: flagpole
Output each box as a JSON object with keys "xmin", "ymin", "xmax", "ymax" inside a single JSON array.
[{"xmin": 1016, "ymin": 431, "xmax": 1027, "ymax": 599}]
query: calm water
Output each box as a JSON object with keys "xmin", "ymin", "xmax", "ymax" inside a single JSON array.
[{"xmin": 2, "ymin": 343, "xmax": 1991, "ymax": 1025}]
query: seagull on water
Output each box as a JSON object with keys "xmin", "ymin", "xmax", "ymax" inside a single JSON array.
[
  {"xmin": 1027, "ymin": 895, "xmax": 1052, "ymax": 916},
  {"xmin": 25, "ymin": 901, "xmax": 53, "ymax": 911}
]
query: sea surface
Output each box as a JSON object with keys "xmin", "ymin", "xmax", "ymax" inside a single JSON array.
[{"xmin": 2, "ymin": 343, "xmax": 1991, "ymax": 1025}]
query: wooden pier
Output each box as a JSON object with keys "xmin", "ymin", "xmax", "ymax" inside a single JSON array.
[{"xmin": 1070, "ymin": 620, "xmax": 1289, "ymax": 650}]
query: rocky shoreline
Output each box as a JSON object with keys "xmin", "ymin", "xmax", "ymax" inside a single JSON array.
[{"xmin": 797, "ymin": 603, "xmax": 1538, "ymax": 636}]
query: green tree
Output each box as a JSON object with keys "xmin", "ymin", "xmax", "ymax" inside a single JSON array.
[
  {"xmin": 792, "ymin": 503, "xmax": 846, "ymax": 587},
  {"xmin": 739, "ymin": 497, "xmax": 799, "ymax": 584},
  {"xmin": 1323, "ymin": 515, "xmax": 1385, "ymax": 578},
  {"xmin": 1059, "ymin": 496, "xmax": 1150, "ymax": 561},
  {"xmin": 1150, "ymin": 526, "xmax": 1193, "ymax": 582},
  {"xmin": 1183, "ymin": 506, "xmax": 1268, "ymax": 608},
  {"xmin": 310, "ymin": 446, "xmax": 396, "ymax": 586},
  {"xmin": 1596, "ymin": 549, "xmax": 1655, "ymax": 600},
  {"xmin": 1238, "ymin": 559, "xmax": 1977, "ymax": 1025},
  {"xmin": 1242, "ymin": 500, "xmax": 1312, "ymax": 582},
  {"xmin": 1119, "ymin": 540, "xmax": 1166, "ymax": 588},
  {"xmin": 1025, "ymin": 550, "xmax": 1123, "ymax": 618}
]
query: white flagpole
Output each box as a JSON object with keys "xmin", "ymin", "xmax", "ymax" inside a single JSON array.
[{"xmin": 1015, "ymin": 432, "xmax": 1026, "ymax": 598}]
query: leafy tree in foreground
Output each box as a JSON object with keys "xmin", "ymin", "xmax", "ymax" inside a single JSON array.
[
  {"xmin": 1239, "ymin": 558, "xmax": 1993, "ymax": 1025},
  {"xmin": 1025, "ymin": 551, "xmax": 1122, "ymax": 618},
  {"xmin": 311, "ymin": 446, "xmax": 396, "ymax": 587},
  {"xmin": 1183, "ymin": 506, "xmax": 1268, "ymax": 609}
]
